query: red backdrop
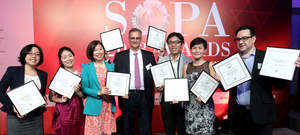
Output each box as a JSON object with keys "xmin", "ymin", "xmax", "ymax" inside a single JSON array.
[{"xmin": 0, "ymin": 0, "xmax": 292, "ymax": 134}]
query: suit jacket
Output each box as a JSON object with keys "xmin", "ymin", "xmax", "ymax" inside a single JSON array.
[
  {"xmin": 81, "ymin": 61, "xmax": 116, "ymax": 116},
  {"xmin": 0, "ymin": 66, "xmax": 47, "ymax": 117},
  {"xmin": 228, "ymin": 49, "xmax": 286, "ymax": 125},
  {"xmin": 114, "ymin": 49, "xmax": 156, "ymax": 109},
  {"xmin": 157, "ymin": 54, "xmax": 193, "ymax": 102}
]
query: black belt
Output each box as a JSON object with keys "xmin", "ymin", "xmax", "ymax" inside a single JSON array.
[
  {"xmin": 129, "ymin": 89, "xmax": 144, "ymax": 94},
  {"xmin": 236, "ymin": 104, "xmax": 251, "ymax": 110}
]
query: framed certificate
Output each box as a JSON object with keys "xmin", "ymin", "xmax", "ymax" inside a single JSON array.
[
  {"xmin": 213, "ymin": 53, "xmax": 252, "ymax": 90},
  {"xmin": 146, "ymin": 26, "xmax": 167, "ymax": 50},
  {"xmin": 259, "ymin": 47, "xmax": 300, "ymax": 80},
  {"xmin": 49, "ymin": 67, "xmax": 81, "ymax": 99},
  {"xmin": 164, "ymin": 78, "xmax": 189, "ymax": 102},
  {"xmin": 106, "ymin": 72, "xmax": 130, "ymax": 96},
  {"xmin": 191, "ymin": 71, "xmax": 219, "ymax": 103},
  {"xmin": 150, "ymin": 61, "xmax": 175, "ymax": 87},
  {"xmin": 100, "ymin": 28, "xmax": 125, "ymax": 52},
  {"xmin": 7, "ymin": 81, "xmax": 46, "ymax": 116}
]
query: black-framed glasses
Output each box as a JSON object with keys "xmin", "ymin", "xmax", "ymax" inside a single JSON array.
[
  {"xmin": 130, "ymin": 37, "xmax": 141, "ymax": 40},
  {"xmin": 234, "ymin": 36, "xmax": 253, "ymax": 42}
]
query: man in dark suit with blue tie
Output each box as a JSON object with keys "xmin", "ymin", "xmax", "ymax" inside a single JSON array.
[{"xmin": 114, "ymin": 28, "xmax": 156, "ymax": 135}]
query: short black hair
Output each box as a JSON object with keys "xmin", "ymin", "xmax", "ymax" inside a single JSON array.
[
  {"xmin": 86, "ymin": 40, "xmax": 105, "ymax": 61},
  {"xmin": 58, "ymin": 46, "xmax": 75, "ymax": 67},
  {"xmin": 18, "ymin": 44, "xmax": 44, "ymax": 66},
  {"xmin": 166, "ymin": 32, "xmax": 184, "ymax": 44},
  {"xmin": 235, "ymin": 25, "xmax": 256, "ymax": 36},
  {"xmin": 190, "ymin": 37, "xmax": 207, "ymax": 49}
]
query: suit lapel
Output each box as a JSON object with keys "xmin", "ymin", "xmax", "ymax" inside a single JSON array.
[
  {"xmin": 141, "ymin": 50, "xmax": 147, "ymax": 73},
  {"xmin": 36, "ymin": 69, "xmax": 44, "ymax": 87},
  {"xmin": 88, "ymin": 62, "xmax": 101, "ymax": 90},
  {"xmin": 125, "ymin": 50, "xmax": 130, "ymax": 73},
  {"xmin": 20, "ymin": 66, "xmax": 25, "ymax": 85},
  {"xmin": 252, "ymin": 50, "xmax": 264, "ymax": 76}
]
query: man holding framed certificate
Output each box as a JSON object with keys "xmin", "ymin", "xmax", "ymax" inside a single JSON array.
[
  {"xmin": 114, "ymin": 28, "xmax": 156, "ymax": 135},
  {"xmin": 228, "ymin": 25, "xmax": 300, "ymax": 135},
  {"xmin": 156, "ymin": 32, "xmax": 192, "ymax": 135}
]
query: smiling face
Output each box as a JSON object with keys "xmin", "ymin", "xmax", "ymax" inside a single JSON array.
[
  {"xmin": 93, "ymin": 44, "xmax": 105, "ymax": 62},
  {"xmin": 167, "ymin": 36, "xmax": 183, "ymax": 55},
  {"xmin": 191, "ymin": 43, "xmax": 206, "ymax": 60},
  {"xmin": 236, "ymin": 29, "xmax": 256, "ymax": 55},
  {"xmin": 129, "ymin": 31, "xmax": 142, "ymax": 51},
  {"xmin": 25, "ymin": 47, "xmax": 41, "ymax": 67},
  {"xmin": 60, "ymin": 50, "xmax": 74, "ymax": 68}
]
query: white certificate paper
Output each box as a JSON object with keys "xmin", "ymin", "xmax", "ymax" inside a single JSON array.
[
  {"xmin": 106, "ymin": 72, "xmax": 130, "ymax": 96},
  {"xmin": 151, "ymin": 61, "xmax": 175, "ymax": 87},
  {"xmin": 164, "ymin": 78, "xmax": 189, "ymax": 102},
  {"xmin": 191, "ymin": 71, "xmax": 219, "ymax": 103},
  {"xmin": 100, "ymin": 28, "xmax": 124, "ymax": 51},
  {"xmin": 7, "ymin": 81, "xmax": 45, "ymax": 116},
  {"xmin": 49, "ymin": 67, "xmax": 81, "ymax": 99},
  {"xmin": 259, "ymin": 47, "xmax": 300, "ymax": 80},
  {"xmin": 213, "ymin": 53, "xmax": 252, "ymax": 90},
  {"xmin": 146, "ymin": 26, "xmax": 167, "ymax": 50}
]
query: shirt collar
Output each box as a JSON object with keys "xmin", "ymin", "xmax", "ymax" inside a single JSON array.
[
  {"xmin": 130, "ymin": 49, "xmax": 141, "ymax": 55},
  {"xmin": 170, "ymin": 54, "xmax": 181, "ymax": 62},
  {"xmin": 240, "ymin": 48, "xmax": 256, "ymax": 58}
]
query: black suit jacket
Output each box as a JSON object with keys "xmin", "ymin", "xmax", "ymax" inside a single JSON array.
[
  {"xmin": 0, "ymin": 66, "xmax": 48, "ymax": 117},
  {"xmin": 114, "ymin": 49, "xmax": 156, "ymax": 109},
  {"xmin": 228, "ymin": 49, "xmax": 286, "ymax": 125}
]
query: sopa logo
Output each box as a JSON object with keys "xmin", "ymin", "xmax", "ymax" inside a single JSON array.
[{"xmin": 131, "ymin": 0, "xmax": 170, "ymax": 36}]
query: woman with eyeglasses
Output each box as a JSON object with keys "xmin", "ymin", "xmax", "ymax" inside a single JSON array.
[
  {"xmin": 0, "ymin": 44, "xmax": 48, "ymax": 135},
  {"xmin": 49, "ymin": 46, "xmax": 85, "ymax": 135}
]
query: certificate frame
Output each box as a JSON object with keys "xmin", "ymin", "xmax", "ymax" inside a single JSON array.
[
  {"xmin": 259, "ymin": 47, "xmax": 300, "ymax": 80},
  {"xmin": 100, "ymin": 28, "xmax": 125, "ymax": 52},
  {"xmin": 48, "ymin": 67, "xmax": 82, "ymax": 99},
  {"xmin": 106, "ymin": 72, "xmax": 131, "ymax": 96},
  {"xmin": 213, "ymin": 53, "xmax": 252, "ymax": 90},
  {"xmin": 164, "ymin": 78, "xmax": 189, "ymax": 102},
  {"xmin": 150, "ymin": 60, "xmax": 176, "ymax": 87},
  {"xmin": 190, "ymin": 71, "xmax": 219, "ymax": 103},
  {"xmin": 7, "ymin": 81, "xmax": 46, "ymax": 116},
  {"xmin": 146, "ymin": 26, "xmax": 167, "ymax": 50}
]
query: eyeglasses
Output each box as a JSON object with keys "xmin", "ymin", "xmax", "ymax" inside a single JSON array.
[
  {"xmin": 234, "ymin": 36, "xmax": 253, "ymax": 42},
  {"xmin": 130, "ymin": 37, "xmax": 141, "ymax": 40},
  {"xmin": 168, "ymin": 40, "xmax": 181, "ymax": 45},
  {"xmin": 27, "ymin": 52, "xmax": 41, "ymax": 57}
]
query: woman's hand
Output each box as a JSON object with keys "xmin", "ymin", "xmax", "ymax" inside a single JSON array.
[
  {"xmin": 196, "ymin": 97, "xmax": 202, "ymax": 102},
  {"xmin": 13, "ymin": 106, "xmax": 24, "ymax": 118},
  {"xmin": 61, "ymin": 96, "xmax": 68, "ymax": 103},
  {"xmin": 97, "ymin": 87, "xmax": 111, "ymax": 96},
  {"xmin": 74, "ymin": 84, "xmax": 81, "ymax": 92},
  {"xmin": 172, "ymin": 99, "xmax": 179, "ymax": 104},
  {"xmin": 156, "ymin": 86, "xmax": 164, "ymax": 92}
]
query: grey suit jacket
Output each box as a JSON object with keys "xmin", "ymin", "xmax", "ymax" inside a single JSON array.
[{"xmin": 157, "ymin": 54, "xmax": 193, "ymax": 102}]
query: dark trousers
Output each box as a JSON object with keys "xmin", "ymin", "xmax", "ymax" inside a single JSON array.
[
  {"xmin": 234, "ymin": 105, "xmax": 272, "ymax": 135},
  {"xmin": 161, "ymin": 102, "xmax": 187, "ymax": 135},
  {"xmin": 121, "ymin": 91, "xmax": 152, "ymax": 135}
]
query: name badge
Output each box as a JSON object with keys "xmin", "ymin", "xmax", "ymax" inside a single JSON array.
[
  {"xmin": 146, "ymin": 63, "xmax": 152, "ymax": 70},
  {"xmin": 257, "ymin": 63, "xmax": 262, "ymax": 70}
]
